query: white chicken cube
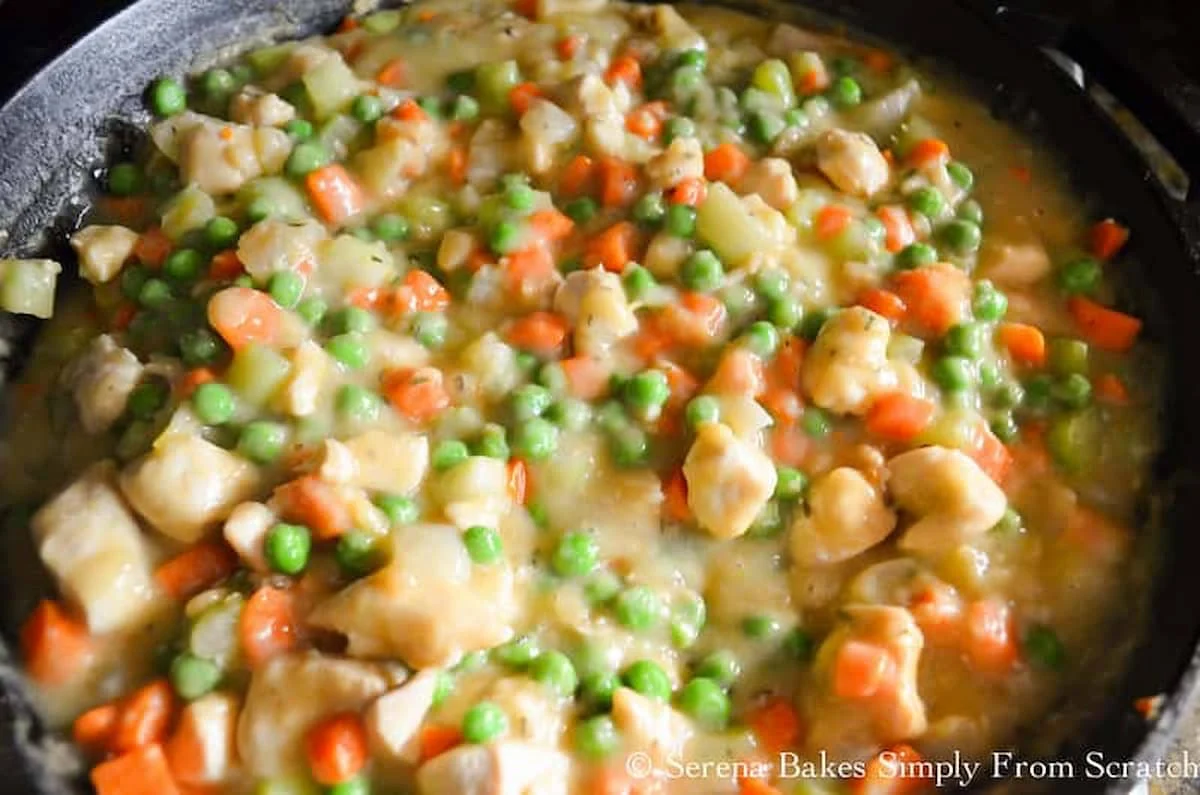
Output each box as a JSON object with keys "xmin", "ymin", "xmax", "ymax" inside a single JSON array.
[
  {"xmin": 222, "ymin": 501, "xmax": 276, "ymax": 572},
  {"xmin": 789, "ymin": 467, "xmax": 896, "ymax": 566},
  {"xmin": 367, "ymin": 669, "xmax": 441, "ymax": 765},
  {"xmin": 644, "ymin": 137, "xmax": 704, "ymax": 189},
  {"xmin": 611, "ymin": 687, "xmax": 693, "ymax": 762},
  {"xmin": 341, "ymin": 429, "xmax": 430, "ymax": 494},
  {"xmin": 460, "ymin": 333, "xmax": 520, "ymax": 401},
  {"xmin": 816, "ymin": 128, "xmax": 890, "ymax": 198},
  {"xmin": 236, "ymin": 219, "xmax": 326, "ymax": 282},
  {"xmin": 433, "ymin": 456, "xmax": 514, "ymax": 531},
  {"xmin": 801, "ymin": 306, "xmax": 897, "ymax": 416},
  {"xmin": 70, "ymin": 225, "xmax": 138, "ymax": 285},
  {"xmin": 553, "ymin": 268, "xmax": 637, "ymax": 358},
  {"xmin": 120, "ymin": 432, "xmax": 261, "ymax": 543},
  {"xmin": 179, "ymin": 119, "xmax": 292, "ymax": 195},
  {"xmin": 165, "ymin": 692, "xmax": 240, "ymax": 785},
  {"xmin": 31, "ymin": 462, "xmax": 158, "ymax": 634},
  {"xmin": 740, "ymin": 157, "xmax": 799, "ymax": 211},
  {"xmin": 888, "ymin": 446, "xmax": 1008, "ymax": 554},
  {"xmin": 61, "ymin": 334, "xmax": 143, "ymax": 434},
  {"xmin": 229, "ymin": 87, "xmax": 296, "ymax": 128},
  {"xmin": 417, "ymin": 742, "xmax": 570, "ymax": 795},
  {"xmin": 683, "ymin": 422, "xmax": 777, "ymax": 539},
  {"xmin": 485, "ymin": 677, "xmax": 566, "ymax": 746},
  {"xmin": 277, "ymin": 340, "xmax": 330, "ymax": 419},
  {"xmin": 520, "ymin": 99, "xmax": 578, "ymax": 175}
]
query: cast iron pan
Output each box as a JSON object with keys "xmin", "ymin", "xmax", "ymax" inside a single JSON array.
[{"xmin": 1, "ymin": 0, "xmax": 1199, "ymax": 792}]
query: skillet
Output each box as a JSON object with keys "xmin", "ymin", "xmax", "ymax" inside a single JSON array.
[{"xmin": 1, "ymin": 0, "xmax": 1199, "ymax": 792}]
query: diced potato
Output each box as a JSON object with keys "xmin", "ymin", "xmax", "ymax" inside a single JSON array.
[
  {"xmin": 611, "ymin": 687, "xmax": 693, "ymax": 761},
  {"xmin": 535, "ymin": 0, "xmax": 606, "ymax": 19},
  {"xmin": 301, "ymin": 53, "xmax": 363, "ymax": 119},
  {"xmin": 70, "ymin": 225, "xmax": 138, "ymax": 285},
  {"xmin": 236, "ymin": 219, "xmax": 327, "ymax": 282},
  {"xmin": 179, "ymin": 118, "xmax": 292, "ymax": 195},
  {"xmin": 120, "ymin": 433, "xmax": 261, "ymax": 543},
  {"xmin": 741, "ymin": 158, "xmax": 798, "ymax": 211},
  {"xmin": 60, "ymin": 334, "xmax": 143, "ymax": 434},
  {"xmin": 230, "ymin": 87, "xmax": 296, "ymax": 127},
  {"xmin": 341, "ymin": 429, "xmax": 430, "ymax": 494},
  {"xmin": 0, "ymin": 258, "xmax": 60, "ymax": 318},
  {"xmin": 370, "ymin": 329, "xmax": 432, "ymax": 373},
  {"xmin": 978, "ymin": 239, "xmax": 1052, "ymax": 287},
  {"xmin": 631, "ymin": 4, "xmax": 705, "ymax": 51},
  {"xmin": 696, "ymin": 181, "xmax": 765, "ymax": 268},
  {"xmin": 161, "ymin": 185, "xmax": 216, "ymax": 240},
  {"xmin": 432, "ymin": 456, "xmax": 514, "ymax": 530},
  {"xmin": 815, "ymin": 129, "xmax": 890, "ymax": 198},
  {"xmin": 485, "ymin": 676, "xmax": 566, "ymax": 746},
  {"xmin": 644, "ymin": 137, "xmax": 703, "ymax": 189},
  {"xmin": 355, "ymin": 136, "xmax": 427, "ymax": 201},
  {"xmin": 277, "ymin": 340, "xmax": 329, "ymax": 418},
  {"xmin": 222, "ymin": 501, "xmax": 276, "ymax": 572},
  {"xmin": 643, "ymin": 232, "xmax": 692, "ymax": 279},
  {"xmin": 227, "ymin": 343, "xmax": 293, "ymax": 409},
  {"xmin": 437, "ymin": 229, "xmax": 478, "ymax": 272},
  {"xmin": 553, "ymin": 268, "xmax": 637, "ymax": 357},
  {"xmin": 367, "ymin": 669, "xmax": 441, "ymax": 765},
  {"xmin": 520, "ymin": 99, "xmax": 578, "ymax": 175},
  {"xmin": 460, "ymin": 333, "xmax": 520, "ymax": 400},
  {"xmin": 308, "ymin": 524, "xmax": 517, "ymax": 668},
  {"xmin": 316, "ymin": 235, "xmax": 395, "ymax": 292},
  {"xmin": 165, "ymin": 692, "xmax": 239, "ymax": 785},
  {"xmin": 888, "ymin": 446, "xmax": 1008, "ymax": 554},
  {"xmin": 801, "ymin": 306, "xmax": 897, "ymax": 415},
  {"xmin": 683, "ymin": 422, "xmax": 777, "ymax": 539},
  {"xmin": 789, "ymin": 467, "xmax": 896, "ymax": 566},
  {"xmin": 416, "ymin": 742, "xmax": 570, "ymax": 795},
  {"xmin": 237, "ymin": 652, "xmax": 389, "ymax": 778},
  {"xmin": 238, "ymin": 177, "xmax": 311, "ymax": 224},
  {"xmin": 31, "ymin": 462, "xmax": 158, "ymax": 633}
]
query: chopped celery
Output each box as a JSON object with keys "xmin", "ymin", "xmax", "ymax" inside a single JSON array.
[
  {"xmin": 245, "ymin": 43, "xmax": 296, "ymax": 77},
  {"xmin": 476, "ymin": 60, "xmax": 521, "ymax": 115},
  {"xmin": 695, "ymin": 182, "xmax": 764, "ymax": 268},
  {"xmin": 226, "ymin": 343, "xmax": 292, "ymax": 407},
  {"xmin": 188, "ymin": 593, "xmax": 244, "ymax": 668},
  {"xmin": 302, "ymin": 54, "xmax": 361, "ymax": 119},
  {"xmin": 399, "ymin": 194, "xmax": 454, "ymax": 242},
  {"xmin": 752, "ymin": 59, "xmax": 795, "ymax": 109},
  {"xmin": 317, "ymin": 114, "xmax": 364, "ymax": 159},
  {"xmin": 161, "ymin": 185, "xmax": 216, "ymax": 241},
  {"xmin": 238, "ymin": 177, "xmax": 310, "ymax": 223},
  {"xmin": 362, "ymin": 9, "xmax": 402, "ymax": 33},
  {"xmin": 0, "ymin": 258, "xmax": 60, "ymax": 318},
  {"xmin": 1047, "ymin": 409, "xmax": 1101, "ymax": 474},
  {"xmin": 917, "ymin": 408, "xmax": 976, "ymax": 450}
]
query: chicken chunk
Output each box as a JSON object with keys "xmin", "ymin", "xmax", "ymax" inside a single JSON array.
[
  {"xmin": 237, "ymin": 652, "xmax": 389, "ymax": 778},
  {"xmin": 308, "ymin": 523, "xmax": 517, "ymax": 668},
  {"xmin": 683, "ymin": 422, "xmax": 777, "ymax": 539},
  {"xmin": 520, "ymin": 99, "xmax": 579, "ymax": 175},
  {"xmin": 165, "ymin": 692, "xmax": 239, "ymax": 785},
  {"xmin": 277, "ymin": 340, "xmax": 330, "ymax": 418},
  {"xmin": 460, "ymin": 333, "xmax": 520, "ymax": 400},
  {"xmin": 222, "ymin": 501, "xmax": 275, "ymax": 572},
  {"xmin": 70, "ymin": 225, "xmax": 138, "ymax": 285},
  {"xmin": 236, "ymin": 219, "xmax": 326, "ymax": 282},
  {"xmin": 789, "ymin": 467, "xmax": 896, "ymax": 566},
  {"xmin": 554, "ymin": 268, "xmax": 637, "ymax": 357},
  {"xmin": 802, "ymin": 306, "xmax": 897, "ymax": 415},
  {"xmin": 611, "ymin": 687, "xmax": 693, "ymax": 761},
  {"xmin": 645, "ymin": 137, "xmax": 704, "ymax": 189},
  {"xmin": 61, "ymin": 334, "xmax": 143, "ymax": 434},
  {"xmin": 179, "ymin": 119, "xmax": 291, "ymax": 195},
  {"xmin": 816, "ymin": 129, "xmax": 890, "ymax": 198},
  {"xmin": 888, "ymin": 446, "xmax": 1008, "ymax": 554},
  {"xmin": 120, "ymin": 432, "xmax": 261, "ymax": 543},
  {"xmin": 433, "ymin": 455, "xmax": 515, "ymax": 531},
  {"xmin": 367, "ymin": 669, "xmax": 441, "ymax": 765},
  {"xmin": 740, "ymin": 158, "xmax": 799, "ymax": 210},
  {"xmin": 978, "ymin": 239, "xmax": 1052, "ymax": 287},
  {"xmin": 229, "ymin": 87, "xmax": 296, "ymax": 128},
  {"xmin": 340, "ymin": 429, "xmax": 430, "ymax": 494},
  {"xmin": 486, "ymin": 677, "xmax": 566, "ymax": 746},
  {"xmin": 417, "ymin": 742, "xmax": 570, "ymax": 795},
  {"xmin": 31, "ymin": 461, "xmax": 158, "ymax": 634}
]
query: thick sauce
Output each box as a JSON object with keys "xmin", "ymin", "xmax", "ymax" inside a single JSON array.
[{"xmin": 0, "ymin": 1, "xmax": 1161, "ymax": 793}]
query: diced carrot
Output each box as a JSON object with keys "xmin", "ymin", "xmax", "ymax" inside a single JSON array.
[
  {"xmin": 865, "ymin": 392, "xmax": 936, "ymax": 442},
  {"xmin": 708, "ymin": 346, "xmax": 766, "ymax": 397},
  {"xmin": 604, "ymin": 54, "xmax": 642, "ymax": 89},
  {"xmin": 584, "ymin": 221, "xmax": 638, "ymax": 272},
  {"xmin": 239, "ymin": 586, "xmax": 297, "ymax": 669},
  {"xmin": 906, "ymin": 138, "xmax": 950, "ymax": 168},
  {"xmin": 111, "ymin": 679, "xmax": 176, "ymax": 753},
  {"xmin": 663, "ymin": 469, "xmax": 690, "ymax": 522},
  {"xmin": 133, "ymin": 227, "xmax": 173, "ymax": 269},
  {"xmin": 909, "ymin": 581, "xmax": 963, "ymax": 643},
  {"xmin": 768, "ymin": 337, "xmax": 806, "ymax": 389},
  {"xmin": 864, "ymin": 49, "xmax": 895, "ymax": 74},
  {"xmin": 703, "ymin": 142, "xmax": 750, "ymax": 184},
  {"xmin": 97, "ymin": 195, "xmax": 150, "ymax": 226},
  {"xmin": 208, "ymin": 249, "xmax": 243, "ymax": 280},
  {"xmin": 876, "ymin": 205, "xmax": 915, "ymax": 253},
  {"xmin": 1094, "ymin": 373, "xmax": 1130, "ymax": 405},
  {"xmin": 967, "ymin": 420, "xmax": 1012, "ymax": 484},
  {"xmin": 557, "ymin": 356, "xmax": 606, "ymax": 401},
  {"xmin": 306, "ymin": 712, "xmax": 369, "ymax": 786},
  {"xmin": 891, "ymin": 264, "xmax": 969, "ymax": 334},
  {"xmin": 73, "ymin": 703, "xmax": 120, "ymax": 751},
  {"xmin": 506, "ymin": 311, "xmax": 570, "ymax": 355},
  {"xmin": 760, "ymin": 386, "xmax": 802, "ymax": 424},
  {"xmin": 418, "ymin": 724, "xmax": 463, "ymax": 762},
  {"xmin": 771, "ymin": 424, "xmax": 809, "ymax": 468},
  {"xmin": 1011, "ymin": 165, "xmax": 1032, "ymax": 183},
  {"xmin": 392, "ymin": 98, "xmax": 429, "ymax": 123},
  {"xmin": 504, "ymin": 244, "xmax": 557, "ymax": 289},
  {"xmin": 667, "ymin": 291, "xmax": 727, "ymax": 345},
  {"xmin": 798, "ymin": 68, "xmax": 829, "ymax": 95},
  {"xmin": 346, "ymin": 286, "xmax": 384, "ymax": 311},
  {"xmin": 746, "ymin": 697, "xmax": 802, "ymax": 753},
  {"xmin": 560, "ymin": 154, "xmax": 596, "ymax": 198},
  {"xmin": 659, "ymin": 360, "xmax": 699, "ymax": 406},
  {"xmin": 964, "ymin": 599, "xmax": 1018, "ymax": 673},
  {"xmin": 997, "ymin": 322, "xmax": 1046, "ymax": 367},
  {"xmin": 382, "ymin": 368, "xmax": 451, "ymax": 423},
  {"xmin": 668, "ymin": 176, "xmax": 707, "ymax": 206},
  {"xmin": 207, "ymin": 286, "xmax": 282, "ymax": 351},
  {"xmin": 858, "ymin": 288, "xmax": 907, "ymax": 322},
  {"xmin": 853, "ymin": 744, "xmax": 928, "ymax": 795},
  {"xmin": 739, "ymin": 778, "xmax": 783, "ymax": 795},
  {"xmin": 277, "ymin": 475, "xmax": 353, "ymax": 540},
  {"xmin": 632, "ymin": 314, "xmax": 675, "ymax": 362},
  {"xmin": 834, "ymin": 640, "xmax": 897, "ymax": 700},
  {"xmin": 337, "ymin": 16, "xmax": 360, "ymax": 32},
  {"xmin": 1068, "ymin": 296, "xmax": 1142, "ymax": 352},
  {"xmin": 376, "ymin": 58, "xmax": 407, "ymax": 88},
  {"xmin": 306, "ymin": 165, "xmax": 367, "ymax": 225},
  {"xmin": 398, "ymin": 269, "xmax": 451, "ymax": 313},
  {"xmin": 1062, "ymin": 503, "xmax": 1129, "ymax": 560},
  {"xmin": 165, "ymin": 697, "xmax": 235, "ymax": 785},
  {"xmin": 111, "ymin": 302, "xmax": 137, "ymax": 332},
  {"xmin": 590, "ymin": 765, "xmax": 639, "ymax": 795},
  {"xmin": 1089, "ymin": 218, "xmax": 1129, "ymax": 261},
  {"xmin": 513, "ymin": 0, "xmax": 537, "ymax": 18},
  {"xmin": 91, "ymin": 743, "xmax": 181, "ymax": 795},
  {"xmin": 20, "ymin": 600, "xmax": 93, "ymax": 685},
  {"xmin": 597, "ymin": 157, "xmax": 639, "ymax": 207},
  {"xmin": 447, "ymin": 146, "xmax": 467, "ymax": 185},
  {"xmin": 528, "ymin": 208, "xmax": 575, "ymax": 243},
  {"xmin": 814, "ymin": 204, "xmax": 853, "ymax": 241},
  {"xmin": 557, "ymin": 34, "xmax": 584, "ymax": 60},
  {"xmin": 626, "ymin": 102, "xmax": 666, "ymax": 140},
  {"xmin": 1134, "ymin": 695, "xmax": 1163, "ymax": 721},
  {"xmin": 509, "ymin": 82, "xmax": 543, "ymax": 115},
  {"xmin": 154, "ymin": 541, "xmax": 238, "ymax": 601},
  {"xmin": 507, "ymin": 458, "xmax": 529, "ymax": 505}
]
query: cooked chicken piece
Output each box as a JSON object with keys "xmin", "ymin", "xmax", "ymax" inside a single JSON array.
[
  {"xmin": 339, "ymin": 429, "xmax": 430, "ymax": 494},
  {"xmin": 438, "ymin": 229, "xmax": 479, "ymax": 272},
  {"xmin": 367, "ymin": 669, "xmax": 441, "ymax": 765},
  {"xmin": 630, "ymin": 4, "xmax": 705, "ymax": 50},
  {"xmin": 222, "ymin": 501, "xmax": 275, "ymax": 572},
  {"xmin": 235, "ymin": 219, "xmax": 326, "ymax": 282},
  {"xmin": 978, "ymin": 239, "xmax": 1052, "ymax": 287},
  {"xmin": 179, "ymin": 119, "xmax": 291, "ymax": 195},
  {"xmin": 31, "ymin": 461, "xmax": 158, "ymax": 634},
  {"xmin": 70, "ymin": 225, "xmax": 138, "ymax": 284},
  {"xmin": 683, "ymin": 422, "xmax": 777, "ymax": 539},
  {"xmin": 417, "ymin": 741, "xmax": 570, "ymax": 795},
  {"xmin": 816, "ymin": 129, "xmax": 890, "ymax": 198},
  {"xmin": 308, "ymin": 523, "xmax": 517, "ymax": 668},
  {"xmin": 645, "ymin": 137, "xmax": 704, "ymax": 189},
  {"xmin": 466, "ymin": 119, "xmax": 519, "ymax": 186},
  {"xmin": 433, "ymin": 455, "xmax": 515, "ymax": 531},
  {"xmin": 165, "ymin": 692, "xmax": 240, "ymax": 785},
  {"xmin": 61, "ymin": 334, "xmax": 143, "ymax": 434},
  {"xmin": 554, "ymin": 268, "xmax": 637, "ymax": 357},
  {"xmin": 237, "ymin": 652, "xmax": 389, "ymax": 778},
  {"xmin": 802, "ymin": 306, "xmax": 897, "ymax": 415},
  {"xmin": 485, "ymin": 677, "xmax": 567, "ymax": 746},
  {"xmin": 276, "ymin": 340, "xmax": 329, "ymax": 418},
  {"xmin": 120, "ymin": 432, "xmax": 261, "ymax": 543},
  {"xmin": 715, "ymin": 394, "xmax": 774, "ymax": 442},
  {"xmin": 611, "ymin": 687, "xmax": 693, "ymax": 761},
  {"xmin": 740, "ymin": 158, "xmax": 798, "ymax": 210},
  {"xmin": 643, "ymin": 231, "xmax": 692, "ymax": 278},
  {"xmin": 888, "ymin": 446, "xmax": 1008, "ymax": 553},
  {"xmin": 460, "ymin": 333, "xmax": 520, "ymax": 400},
  {"xmin": 229, "ymin": 86, "xmax": 296, "ymax": 127},
  {"xmin": 520, "ymin": 99, "xmax": 579, "ymax": 174},
  {"xmin": 790, "ymin": 467, "xmax": 896, "ymax": 566}
]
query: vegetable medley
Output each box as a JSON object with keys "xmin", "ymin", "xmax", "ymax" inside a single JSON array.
[{"xmin": 0, "ymin": 0, "xmax": 1162, "ymax": 793}]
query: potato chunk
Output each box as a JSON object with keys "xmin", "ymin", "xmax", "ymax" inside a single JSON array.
[
  {"xmin": 789, "ymin": 467, "xmax": 896, "ymax": 566},
  {"xmin": 888, "ymin": 446, "xmax": 1008, "ymax": 553},
  {"xmin": 554, "ymin": 268, "xmax": 637, "ymax": 357},
  {"xmin": 236, "ymin": 219, "xmax": 326, "ymax": 282},
  {"xmin": 740, "ymin": 157, "xmax": 798, "ymax": 210},
  {"xmin": 816, "ymin": 128, "xmax": 890, "ymax": 198},
  {"xmin": 417, "ymin": 742, "xmax": 570, "ymax": 795},
  {"xmin": 61, "ymin": 334, "xmax": 143, "ymax": 434},
  {"xmin": 32, "ymin": 462, "xmax": 157, "ymax": 634},
  {"xmin": 645, "ymin": 137, "xmax": 704, "ymax": 189},
  {"xmin": 120, "ymin": 432, "xmax": 261, "ymax": 543},
  {"xmin": 308, "ymin": 524, "xmax": 517, "ymax": 668},
  {"xmin": 340, "ymin": 429, "xmax": 430, "ymax": 494},
  {"xmin": 165, "ymin": 692, "xmax": 239, "ymax": 785},
  {"xmin": 367, "ymin": 669, "xmax": 441, "ymax": 765},
  {"xmin": 432, "ymin": 456, "xmax": 514, "ymax": 531},
  {"xmin": 801, "ymin": 306, "xmax": 897, "ymax": 415},
  {"xmin": 179, "ymin": 118, "xmax": 291, "ymax": 195},
  {"xmin": 683, "ymin": 422, "xmax": 777, "ymax": 539},
  {"xmin": 70, "ymin": 225, "xmax": 138, "ymax": 285}
]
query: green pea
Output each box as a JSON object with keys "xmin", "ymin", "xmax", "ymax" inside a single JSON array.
[
  {"xmin": 295, "ymin": 296, "xmax": 328, "ymax": 327},
  {"xmin": 801, "ymin": 407, "xmax": 831, "ymax": 438},
  {"xmin": 107, "ymin": 162, "xmax": 144, "ymax": 196},
  {"xmin": 335, "ymin": 384, "xmax": 382, "ymax": 423},
  {"xmin": 412, "ymin": 312, "xmax": 448, "ymax": 349},
  {"xmin": 990, "ymin": 411, "xmax": 1019, "ymax": 442},
  {"xmin": 1057, "ymin": 256, "xmax": 1102, "ymax": 296},
  {"xmin": 462, "ymin": 702, "xmax": 508, "ymax": 744},
  {"xmin": 514, "ymin": 417, "xmax": 558, "ymax": 460},
  {"xmin": 245, "ymin": 196, "xmax": 277, "ymax": 223},
  {"xmin": 417, "ymin": 96, "xmax": 442, "ymax": 118},
  {"xmin": 490, "ymin": 219, "xmax": 523, "ymax": 254},
  {"xmin": 237, "ymin": 421, "xmax": 288, "ymax": 463},
  {"xmin": 676, "ymin": 49, "xmax": 707, "ymax": 71},
  {"xmin": 120, "ymin": 264, "xmax": 149, "ymax": 300},
  {"xmin": 512, "ymin": 384, "xmax": 554, "ymax": 422},
  {"xmin": 799, "ymin": 307, "xmax": 835, "ymax": 341},
  {"xmin": 1023, "ymin": 624, "xmax": 1066, "ymax": 670},
  {"xmin": 678, "ymin": 677, "xmax": 730, "ymax": 729},
  {"xmin": 564, "ymin": 197, "xmax": 598, "ymax": 224},
  {"xmin": 371, "ymin": 213, "xmax": 410, "ymax": 242},
  {"xmin": 615, "ymin": 586, "xmax": 661, "ymax": 632},
  {"xmin": 138, "ymin": 277, "xmax": 173, "ymax": 310},
  {"xmin": 545, "ymin": 398, "xmax": 591, "ymax": 431},
  {"xmin": 696, "ymin": 650, "xmax": 741, "ymax": 688},
  {"xmin": 326, "ymin": 333, "xmax": 370, "ymax": 369},
  {"xmin": 265, "ymin": 271, "xmax": 304, "ymax": 309},
  {"xmin": 1022, "ymin": 375, "xmax": 1054, "ymax": 413},
  {"xmin": 332, "ymin": 306, "xmax": 376, "ymax": 335},
  {"xmin": 989, "ymin": 380, "xmax": 1025, "ymax": 410},
  {"xmin": 164, "ymin": 248, "xmax": 203, "ymax": 282},
  {"xmin": 575, "ymin": 715, "xmax": 619, "ymax": 759},
  {"xmin": 664, "ymin": 203, "xmax": 697, "ymax": 238},
  {"xmin": 742, "ymin": 614, "xmax": 782, "ymax": 639},
  {"xmin": 685, "ymin": 395, "xmax": 720, "ymax": 429},
  {"xmin": 991, "ymin": 507, "xmax": 1023, "ymax": 534},
  {"xmin": 774, "ymin": 466, "xmax": 808, "ymax": 500},
  {"xmin": 204, "ymin": 216, "xmax": 240, "ymax": 249},
  {"xmin": 681, "ymin": 249, "xmax": 724, "ymax": 292},
  {"xmin": 621, "ymin": 264, "xmax": 656, "ymax": 301},
  {"xmin": 668, "ymin": 595, "xmax": 706, "ymax": 649},
  {"xmin": 581, "ymin": 670, "xmax": 620, "ymax": 710},
  {"xmin": 747, "ymin": 110, "xmax": 786, "ymax": 145},
  {"xmin": 828, "ymin": 75, "xmax": 863, "ymax": 108},
  {"xmin": 972, "ymin": 280, "xmax": 1008, "ymax": 321},
  {"xmin": 633, "ymin": 192, "xmax": 666, "ymax": 225},
  {"xmin": 284, "ymin": 118, "xmax": 314, "ymax": 140},
  {"xmin": 200, "ymin": 68, "xmax": 236, "ymax": 98},
  {"xmin": 1052, "ymin": 373, "xmax": 1092, "ymax": 409},
  {"xmin": 754, "ymin": 269, "xmax": 789, "ymax": 302},
  {"xmin": 169, "ymin": 653, "xmax": 221, "ymax": 700},
  {"xmin": 608, "ymin": 423, "xmax": 650, "ymax": 468},
  {"xmin": 192, "ymin": 382, "xmax": 236, "ymax": 425},
  {"xmin": 623, "ymin": 660, "xmax": 672, "ymax": 702},
  {"xmin": 625, "ymin": 370, "xmax": 670, "ymax": 412},
  {"xmin": 895, "ymin": 242, "xmax": 937, "ymax": 270},
  {"xmin": 180, "ymin": 328, "xmax": 225, "ymax": 367},
  {"xmin": 432, "ymin": 670, "xmax": 454, "ymax": 707},
  {"xmin": 932, "ymin": 356, "xmax": 974, "ymax": 391},
  {"xmin": 376, "ymin": 494, "xmax": 418, "ymax": 525},
  {"xmin": 265, "ymin": 522, "xmax": 311, "ymax": 574},
  {"xmin": 947, "ymin": 161, "xmax": 975, "ymax": 191},
  {"xmin": 432, "ymin": 439, "xmax": 470, "ymax": 471},
  {"xmin": 450, "ymin": 95, "xmax": 480, "ymax": 121},
  {"xmin": 740, "ymin": 321, "xmax": 779, "ymax": 358},
  {"xmin": 464, "ymin": 525, "xmax": 503, "ymax": 565},
  {"xmin": 474, "ymin": 423, "xmax": 510, "ymax": 459},
  {"xmin": 944, "ymin": 322, "xmax": 986, "ymax": 359},
  {"xmin": 664, "ymin": 116, "xmax": 696, "ymax": 143},
  {"xmin": 669, "ymin": 66, "xmax": 704, "ymax": 100},
  {"xmin": 553, "ymin": 530, "xmax": 599, "ymax": 577},
  {"xmin": 335, "ymin": 529, "xmax": 383, "ymax": 577},
  {"xmin": 148, "ymin": 76, "xmax": 187, "ymax": 116},
  {"xmin": 493, "ymin": 636, "xmax": 539, "ymax": 668},
  {"xmin": 285, "ymin": 141, "xmax": 331, "ymax": 179},
  {"xmin": 783, "ymin": 627, "xmax": 815, "ymax": 661},
  {"xmin": 328, "ymin": 776, "xmax": 371, "ymax": 795},
  {"xmin": 939, "ymin": 219, "xmax": 982, "ymax": 255},
  {"xmin": 958, "ymin": 199, "xmax": 984, "ymax": 226},
  {"xmin": 530, "ymin": 651, "xmax": 578, "ymax": 696},
  {"xmin": 351, "ymin": 94, "xmax": 384, "ymax": 123},
  {"xmin": 1049, "ymin": 338, "xmax": 1089, "ymax": 376},
  {"xmin": 907, "ymin": 186, "xmax": 945, "ymax": 219},
  {"xmin": 505, "ymin": 183, "xmax": 537, "ymax": 213},
  {"xmin": 455, "ymin": 650, "xmax": 489, "ymax": 673},
  {"xmin": 446, "ymin": 69, "xmax": 476, "ymax": 93},
  {"xmin": 767, "ymin": 296, "xmax": 803, "ymax": 331},
  {"xmin": 126, "ymin": 380, "xmax": 168, "ymax": 420}
]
